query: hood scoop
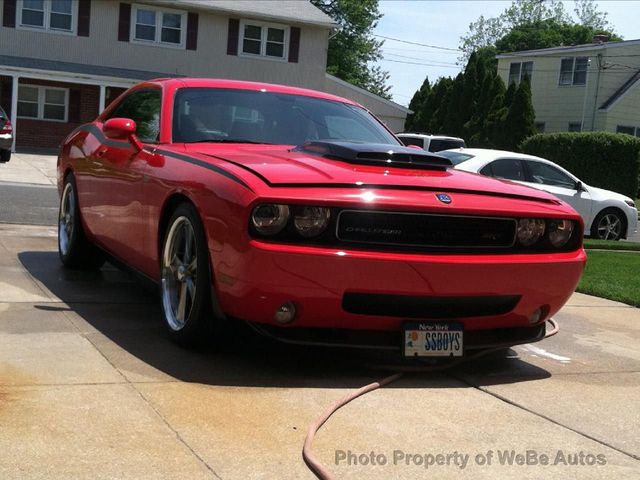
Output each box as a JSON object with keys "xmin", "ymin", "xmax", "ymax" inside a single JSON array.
[{"xmin": 294, "ymin": 141, "xmax": 452, "ymax": 170}]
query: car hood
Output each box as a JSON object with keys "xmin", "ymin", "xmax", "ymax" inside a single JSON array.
[
  {"xmin": 184, "ymin": 144, "xmax": 562, "ymax": 203},
  {"xmin": 586, "ymin": 184, "xmax": 635, "ymax": 204}
]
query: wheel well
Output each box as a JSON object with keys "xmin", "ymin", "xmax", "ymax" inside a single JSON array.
[
  {"xmin": 157, "ymin": 193, "xmax": 196, "ymax": 261},
  {"xmin": 591, "ymin": 207, "xmax": 628, "ymax": 238}
]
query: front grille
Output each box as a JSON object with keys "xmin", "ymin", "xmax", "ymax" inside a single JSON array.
[
  {"xmin": 336, "ymin": 210, "xmax": 516, "ymax": 249},
  {"xmin": 342, "ymin": 293, "xmax": 521, "ymax": 318}
]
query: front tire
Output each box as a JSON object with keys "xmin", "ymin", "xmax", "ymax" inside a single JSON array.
[
  {"xmin": 160, "ymin": 202, "xmax": 223, "ymax": 347},
  {"xmin": 591, "ymin": 209, "xmax": 625, "ymax": 241},
  {"xmin": 58, "ymin": 173, "xmax": 105, "ymax": 269},
  {"xmin": 0, "ymin": 149, "xmax": 10, "ymax": 163}
]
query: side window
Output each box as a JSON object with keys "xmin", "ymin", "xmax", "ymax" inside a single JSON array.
[
  {"xmin": 486, "ymin": 159, "xmax": 526, "ymax": 181},
  {"xmin": 429, "ymin": 139, "xmax": 465, "ymax": 152},
  {"xmin": 527, "ymin": 161, "xmax": 576, "ymax": 189},
  {"xmin": 398, "ymin": 136, "xmax": 424, "ymax": 149},
  {"xmin": 109, "ymin": 89, "xmax": 161, "ymax": 143}
]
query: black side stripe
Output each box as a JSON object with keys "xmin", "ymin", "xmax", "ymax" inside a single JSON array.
[{"xmin": 76, "ymin": 124, "xmax": 252, "ymax": 190}]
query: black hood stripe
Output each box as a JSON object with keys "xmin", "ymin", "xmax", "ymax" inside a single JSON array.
[{"xmin": 76, "ymin": 124, "xmax": 252, "ymax": 191}]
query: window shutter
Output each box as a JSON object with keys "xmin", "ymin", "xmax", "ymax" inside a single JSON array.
[
  {"xmin": 2, "ymin": 0, "xmax": 16, "ymax": 28},
  {"xmin": 77, "ymin": 0, "xmax": 91, "ymax": 37},
  {"xmin": 118, "ymin": 3, "xmax": 131, "ymax": 42},
  {"xmin": 227, "ymin": 18, "xmax": 239, "ymax": 55},
  {"xmin": 68, "ymin": 89, "xmax": 82, "ymax": 124},
  {"xmin": 288, "ymin": 27, "xmax": 301, "ymax": 63},
  {"xmin": 186, "ymin": 12, "xmax": 198, "ymax": 50}
]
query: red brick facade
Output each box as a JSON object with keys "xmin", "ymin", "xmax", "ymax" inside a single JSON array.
[{"xmin": 13, "ymin": 79, "xmax": 100, "ymax": 150}]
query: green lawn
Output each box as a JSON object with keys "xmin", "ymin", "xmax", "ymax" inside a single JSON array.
[
  {"xmin": 583, "ymin": 239, "xmax": 640, "ymax": 251},
  {"xmin": 577, "ymin": 250, "xmax": 640, "ymax": 307}
]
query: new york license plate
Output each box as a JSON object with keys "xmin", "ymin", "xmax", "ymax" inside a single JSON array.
[{"xmin": 403, "ymin": 322, "xmax": 464, "ymax": 357}]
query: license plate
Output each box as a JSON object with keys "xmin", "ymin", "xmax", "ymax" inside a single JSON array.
[{"xmin": 403, "ymin": 322, "xmax": 464, "ymax": 357}]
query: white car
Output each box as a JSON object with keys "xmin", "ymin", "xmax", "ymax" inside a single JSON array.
[
  {"xmin": 397, "ymin": 133, "xmax": 466, "ymax": 152},
  {"xmin": 440, "ymin": 148, "xmax": 638, "ymax": 241}
]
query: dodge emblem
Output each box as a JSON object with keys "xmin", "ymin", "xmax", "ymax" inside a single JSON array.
[{"xmin": 436, "ymin": 193, "xmax": 452, "ymax": 204}]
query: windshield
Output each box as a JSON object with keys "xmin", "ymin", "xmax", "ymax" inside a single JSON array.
[
  {"xmin": 172, "ymin": 88, "xmax": 401, "ymax": 146},
  {"xmin": 437, "ymin": 151, "xmax": 475, "ymax": 165}
]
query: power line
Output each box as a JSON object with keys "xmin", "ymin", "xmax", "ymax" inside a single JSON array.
[
  {"xmin": 380, "ymin": 58, "xmax": 463, "ymax": 69},
  {"xmin": 384, "ymin": 52, "xmax": 460, "ymax": 66},
  {"xmin": 374, "ymin": 34, "xmax": 461, "ymax": 52}
]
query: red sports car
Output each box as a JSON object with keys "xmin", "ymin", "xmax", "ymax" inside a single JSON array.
[{"xmin": 57, "ymin": 78, "xmax": 586, "ymax": 358}]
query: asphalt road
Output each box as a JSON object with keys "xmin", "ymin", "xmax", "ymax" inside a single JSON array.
[{"xmin": 0, "ymin": 181, "xmax": 58, "ymax": 226}]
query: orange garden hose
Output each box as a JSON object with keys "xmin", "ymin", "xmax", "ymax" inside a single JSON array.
[{"xmin": 302, "ymin": 319, "xmax": 559, "ymax": 480}]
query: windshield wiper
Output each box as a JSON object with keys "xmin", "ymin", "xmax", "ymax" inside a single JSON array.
[{"xmin": 188, "ymin": 139, "xmax": 273, "ymax": 145}]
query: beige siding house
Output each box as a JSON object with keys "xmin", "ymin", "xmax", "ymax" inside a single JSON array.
[
  {"xmin": 496, "ymin": 38, "xmax": 640, "ymax": 136},
  {"xmin": 0, "ymin": 0, "xmax": 408, "ymax": 150}
]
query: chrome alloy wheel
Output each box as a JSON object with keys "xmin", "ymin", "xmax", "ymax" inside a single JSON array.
[
  {"xmin": 162, "ymin": 216, "xmax": 198, "ymax": 331},
  {"xmin": 596, "ymin": 213, "xmax": 622, "ymax": 240},
  {"xmin": 58, "ymin": 182, "xmax": 75, "ymax": 256}
]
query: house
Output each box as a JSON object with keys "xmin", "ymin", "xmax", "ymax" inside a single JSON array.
[
  {"xmin": 496, "ymin": 38, "xmax": 640, "ymax": 135},
  {"xmin": 0, "ymin": 0, "xmax": 409, "ymax": 151}
]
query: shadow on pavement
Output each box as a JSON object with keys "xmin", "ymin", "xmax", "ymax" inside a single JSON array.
[{"xmin": 19, "ymin": 251, "xmax": 552, "ymax": 389}]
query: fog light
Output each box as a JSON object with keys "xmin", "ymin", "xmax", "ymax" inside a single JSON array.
[
  {"xmin": 274, "ymin": 301, "xmax": 297, "ymax": 324},
  {"xmin": 529, "ymin": 308, "xmax": 543, "ymax": 324}
]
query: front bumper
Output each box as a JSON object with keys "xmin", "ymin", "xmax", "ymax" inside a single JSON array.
[{"xmin": 213, "ymin": 241, "xmax": 586, "ymax": 332}]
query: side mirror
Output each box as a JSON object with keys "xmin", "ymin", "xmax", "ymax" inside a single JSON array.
[
  {"xmin": 575, "ymin": 181, "xmax": 585, "ymax": 191},
  {"xmin": 103, "ymin": 118, "xmax": 143, "ymax": 151}
]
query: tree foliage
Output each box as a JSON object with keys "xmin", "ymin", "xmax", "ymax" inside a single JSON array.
[
  {"xmin": 311, "ymin": 0, "xmax": 391, "ymax": 99},
  {"xmin": 459, "ymin": 0, "xmax": 619, "ymax": 62}
]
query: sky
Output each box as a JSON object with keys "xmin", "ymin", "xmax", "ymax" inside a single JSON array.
[{"xmin": 374, "ymin": 1, "xmax": 640, "ymax": 106}]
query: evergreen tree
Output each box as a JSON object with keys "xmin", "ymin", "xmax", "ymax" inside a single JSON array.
[
  {"xmin": 443, "ymin": 74, "xmax": 465, "ymax": 137},
  {"xmin": 503, "ymin": 76, "xmax": 536, "ymax": 150},
  {"xmin": 404, "ymin": 77, "xmax": 430, "ymax": 131}
]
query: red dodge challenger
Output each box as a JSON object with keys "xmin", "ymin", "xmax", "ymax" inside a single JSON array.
[{"xmin": 57, "ymin": 78, "xmax": 586, "ymax": 358}]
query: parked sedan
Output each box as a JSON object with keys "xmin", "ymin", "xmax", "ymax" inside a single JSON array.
[
  {"xmin": 57, "ymin": 79, "xmax": 585, "ymax": 357},
  {"xmin": 443, "ymin": 148, "xmax": 638, "ymax": 241},
  {"xmin": 0, "ymin": 106, "xmax": 12, "ymax": 163}
]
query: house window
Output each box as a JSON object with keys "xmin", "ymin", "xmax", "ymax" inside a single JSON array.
[
  {"xmin": 559, "ymin": 57, "xmax": 589, "ymax": 86},
  {"xmin": 131, "ymin": 5, "xmax": 186, "ymax": 47},
  {"xmin": 616, "ymin": 125, "xmax": 639, "ymax": 136},
  {"xmin": 240, "ymin": 20, "xmax": 288, "ymax": 59},
  {"xmin": 508, "ymin": 61, "xmax": 533, "ymax": 84},
  {"xmin": 17, "ymin": 85, "xmax": 68, "ymax": 122},
  {"xmin": 568, "ymin": 122, "xmax": 582, "ymax": 132},
  {"xmin": 18, "ymin": 0, "xmax": 75, "ymax": 33}
]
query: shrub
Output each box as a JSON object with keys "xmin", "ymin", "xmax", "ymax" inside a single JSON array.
[{"xmin": 521, "ymin": 132, "xmax": 640, "ymax": 198}]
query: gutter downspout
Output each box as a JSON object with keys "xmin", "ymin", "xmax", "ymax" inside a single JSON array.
[{"xmin": 590, "ymin": 54, "xmax": 603, "ymax": 131}]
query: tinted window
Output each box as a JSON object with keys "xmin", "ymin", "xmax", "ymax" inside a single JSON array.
[
  {"xmin": 172, "ymin": 88, "xmax": 400, "ymax": 146},
  {"xmin": 398, "ymin": 136, "xmax": 424, "ymax": 148},
  {"xmin": 109, "ymin": 89, "xmax": 161, "ymax": 143},
  {"xmin": 437, "ymin": 151, "xmax": 474, "ymax": 165},
  {"xmin": 429, "ymin": 139, "xmax": 465, "ymax": 152},
  {"xmin": 527, "ymin": 161, "xmax": 576, "ymax": 189},
  {"xmin": 485, "ymin": 159, "xmax": 526, "ymax": 181}
]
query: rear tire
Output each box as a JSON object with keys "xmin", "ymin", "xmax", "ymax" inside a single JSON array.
[
  {"xmin": 0, "ymin": 149, "xmax": 10, "ymax": 163},
  {"xmin": 160, "ymin": 202, "xmax": 225, "ymax": 347},
  {"xmin": 58, "ymin": 173, "xmax": 105, "ymax": 269}
]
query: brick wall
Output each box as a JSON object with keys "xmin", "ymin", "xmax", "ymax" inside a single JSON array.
[{"xmin": 15, "ymin": 80, "xmax": 100, "ymax": 149}]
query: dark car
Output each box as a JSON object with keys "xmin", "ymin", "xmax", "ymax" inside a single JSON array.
[{"xmin": 0, "ymin": 106, "xmax": 12, "ymax": 163}]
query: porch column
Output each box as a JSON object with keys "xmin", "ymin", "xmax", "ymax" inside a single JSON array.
[
  {"xmin": 98, "ymin": 84, "xmax": 106, "ymax": 114},
  {"xmin": 10, "ymin": 75, "xmax": 18, "ymax": 152}
]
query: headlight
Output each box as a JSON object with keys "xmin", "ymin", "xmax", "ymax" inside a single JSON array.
[
  {"xmin": 251, "ymin": 204, "xmax": 290, "ymax": 235},
  {"xmin": 294, "ymin": 206, "xmax": 331, "ymax": 237},
  {"xmin": 517, "ymin": 218, "xmax": 545, "ymax": 246},
  {"xmin": 625, "ymin": 200, "xmax": 636, "ymax": 208},
  {"xmin": 547, "ymin": 219, "xmax": 574, "ymax": 247}
]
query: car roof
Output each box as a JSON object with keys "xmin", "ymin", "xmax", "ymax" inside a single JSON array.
[
  {"xmin": 145, "ymin": 77, "xmax": 358, "ymax": 106},
  {"xmin": 397, "ymin": 133, "xmax": 464, "ymax": 141},
  {"xmin": 444, "ymin": 147, "xmax": 547, "ymax": 162}
]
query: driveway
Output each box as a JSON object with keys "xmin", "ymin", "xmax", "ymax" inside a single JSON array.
[{"xmin": 0, "ymin": 223, "xmax": 639, "ymax": 479}]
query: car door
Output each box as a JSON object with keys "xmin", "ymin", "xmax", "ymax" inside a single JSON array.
[
  {"xmin": 521, "ymin": 160, "xmax": 592, "ymax": 225},
  {"xmin": 87, "ymin": 88, "xmax": 162, "ymax": 269}
]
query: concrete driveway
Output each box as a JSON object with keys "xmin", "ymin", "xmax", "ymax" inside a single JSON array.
[{"xmin": 0, "ymin": 223, "xmax": 639, "ymax": 479}]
